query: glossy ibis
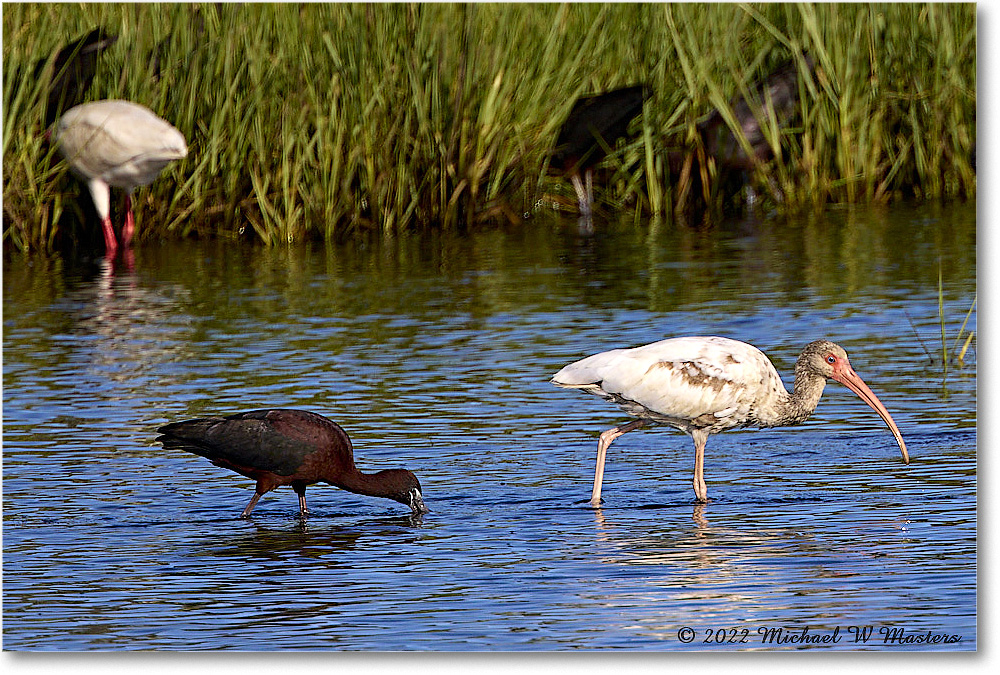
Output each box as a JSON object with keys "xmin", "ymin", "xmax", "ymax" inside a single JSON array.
[
  {"xmin": 35, "ymin": 27, "xmax": 118, "ymax": 126},
  {"xmin": 551, "ymin": 336, "xmax": 909, "ymax": 505},
  {"xmin": 157, "ymin": 409, "xmax": 428, "ymax": 518},
  {"xmin": 551, "ymin": 85, "xmax": 651, "ymax": 216},
  {"xmin": 54, "ymin": 99, "xmax": 187, "ymax": 258},
  {"xmin": 698, "ymin": 54, "xmax": 814, "ymax": 172}
]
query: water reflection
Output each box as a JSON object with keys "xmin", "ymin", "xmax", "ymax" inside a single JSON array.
[
  {"xmin": 2, "ymin": 202, "xmax": 975, "ymax": 650},
  {"xmin": 67, "ymin": 259, "xmax": 194, "ymax": 385},
  {"xmin": 205, "ymin": 517, "xmax": 424, "ymax": 561},
  {"xmin": 581, "ymin": 492, "xmax": 951, "ymax": 649}
]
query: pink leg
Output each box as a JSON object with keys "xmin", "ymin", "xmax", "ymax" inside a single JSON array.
[
  {"xmin": 296, "ymin": 492, "xmax": 309, "ymax": 518},
  {"xmin": 87, "ymin": 180, "xmax": 116, "ymax": 257},
  {"xmin": 122, "ymin": 192, "xmax": 135, "ymax": 247},
  {"xmin": 240, "ymin": 492, "xmax": 263, "ymax": 518},
  {"xmin": 691, "ymin": 430, "xmax": 709, "ymax": 502},
  {"xmin": 590, "ymin": 419, "xmax": 648, "ymax": 507},
  {"xmin": 100, "ymin": 215, "xmax": 118, "ymax": 257}
]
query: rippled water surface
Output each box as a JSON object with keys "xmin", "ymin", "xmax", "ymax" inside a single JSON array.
[{"xmin": 3, "ymin": 203, "xmax": 976, "ymax": 650}]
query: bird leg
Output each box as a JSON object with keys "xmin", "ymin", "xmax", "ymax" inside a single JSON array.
[
  {"xmin": 584, "ymin": 168, "xmax": 594, "ymax": 211},
  {"xmin": 293, "ymin": 483, "xmax": 309, "ymax": 519},
  {"xmin": 86, "ymin": 179, "xmax": 117, "ymax": 257},
  {"xmin": 591, "ymin": 419, "xmax": 648, "ymax": 507},
  {"xmin": 691, "ymin": 430, "xmax": 709, "ymax": 503},
  {"xmin": 570, "ymin": 172, "xmax": 592, "ymax": 217},
  {"xmin": 240, "ymin": 491, "xmax": 263, "ymax": 518},
  {"xmin": 100, "ymin": 216, "xmax": 118, "ymax": 258},
  {"xmin": 122, "ymin": 192, "xmax": 135, "ymax": 247}
]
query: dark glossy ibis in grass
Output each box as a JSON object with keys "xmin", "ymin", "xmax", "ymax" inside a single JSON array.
[
  {"xmin": 54, "ymin": 99, "xmax": 187, "ymax": 259},
  {"xmin": 698, "ymin": 55, "xmax": 814, "ymax": 172},
  {"xmin": 551, "ymin": 85, "xmax": 651, "ymax": 217},
  {"xmin": 157, "ymin": 409, "xmax": 428, "ymax": 518},
  {"xmin": 35, "ymin": 27, "xmax": 118, "ymax": 127},
  {"xmin": 668, "ymin": 55, "xmax": 814, "ymax": 216},
  {"xmin": 551, "ymin": 336, "xmax": 908, "ymax": 506}
]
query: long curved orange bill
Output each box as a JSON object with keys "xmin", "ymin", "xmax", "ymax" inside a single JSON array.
[{"xmin": 832, "ymin": 364, "xmax": 910, "ymax": 464}]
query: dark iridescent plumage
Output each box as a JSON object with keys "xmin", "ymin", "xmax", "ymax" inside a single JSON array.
[{"xmin": 158, "ymin": 409, "xmax": 427, "ymax": 518}]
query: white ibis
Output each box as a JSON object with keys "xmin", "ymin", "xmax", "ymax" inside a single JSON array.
[
  {"xmin": 54, "ymin": 99, "xmax": 187, "ymax": 258},
  {"xmin": 551, "ymin": 336, "xmax": 909, "ymax": 506},
  {"xmin": 157, "ymin": 409, "xmax": 428, "ymax": 518},
  {"xmin": 550, "ymin": 85, "xmax": 651, "ymax": 217}
]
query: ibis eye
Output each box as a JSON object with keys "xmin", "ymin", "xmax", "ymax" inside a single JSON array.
[{"xmin": 826, "ymin": 355, "xmax": 837, "ymax": 364}]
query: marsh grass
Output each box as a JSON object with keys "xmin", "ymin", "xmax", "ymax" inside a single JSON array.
[
  {"xmin": 938, "ymin": 265, "xmax": 977, "ymax": 372},
  {"xmin": 2, "ymin": 3, "xmax": 976, "ymax": 250},
  {"xmin": 907, "ymin": 262, "xmax": 976, "ymax": 378}
]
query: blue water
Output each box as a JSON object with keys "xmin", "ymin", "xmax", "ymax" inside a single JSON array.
[{"xmin": 2, "ymin": 203, "xmax": 976, "ymax": 650}]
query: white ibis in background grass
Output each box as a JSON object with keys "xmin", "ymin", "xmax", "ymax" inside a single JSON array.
[
  {"xmin": 156, "ymin": 409, "xmax": 428, "ymax": 518},
  {"xmin": 551, "ymin": 336, "xmax": 909, "ymax": 506},
  {"xmin": 34, "ymin": 27, "xmax": 118, "ymax": 126},
  {"xmin": 54, "ymin": 99, "xmax": 187, "ymax": 258},
  {"xmin": 550, "ymin": 85, "xmax": 651, "ymax": 217}
]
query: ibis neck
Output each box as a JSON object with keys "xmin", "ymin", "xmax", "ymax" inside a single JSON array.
[
  {"xmin": 786, "ymin": 362, "xmax": 828, "ymax": 424},
  {"xmin": 769, "ymin": 362, "xmax": 828, "ymax": 426},
  {"xmin": 335, "ymin": 468, "xmax": 406, "ymax": 501}
]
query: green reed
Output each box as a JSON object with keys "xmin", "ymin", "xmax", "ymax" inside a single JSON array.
[
  {"xmin": 953, "ymin": 297, "xmax": 976, "ymax": 366},
  {"xmin": 911, "ymin": 262, "xmax": 976, "ymax": 378},
  {"xmin": 2, "ymin": 3, "xmax": 976, "ymax": 250},
  {"xmin": 939, "ymin": 265, "xmax": 976, "ymax": 371}
]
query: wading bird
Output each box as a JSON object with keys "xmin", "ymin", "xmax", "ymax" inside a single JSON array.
[
  {"xmin": 698, "ymin": 55, "xmax": 813, "ymax": 171},
  {"xmin": 550, "ymin": 85, "xmax": 651, "ymax": 217},
  {"xmin": 700, "ymin": 54, "xmax": 815, "ymax": 209},
  {"xmin": 551, "ymin": 336, "xmax": 909, "ymax": 506},
  {"xmin": 669, "ymin": 54, "xmax": 815, "ymax": 216},
  {"xmin": 35, "ymin": 27, "xmax": 118, "ymax": 126},
  {"xmin": 54, "ymin": 99, "xmax": 187, "ymax": 259},
  {"xmin": 157, "ymin": 409, "xmax": 428, "ymax": 518}
]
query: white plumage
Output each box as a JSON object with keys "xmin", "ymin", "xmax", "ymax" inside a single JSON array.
[
  {"xmin": 55, "ymin": 99, "xmax": 187, "ymax": 257},
  {"xmin": 553, "ymin": 336, "xmax": 789, "ymax": 433},
  {"xmin": 552, "ymin": 336, "xmax": 909, "ymax": 505}
]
